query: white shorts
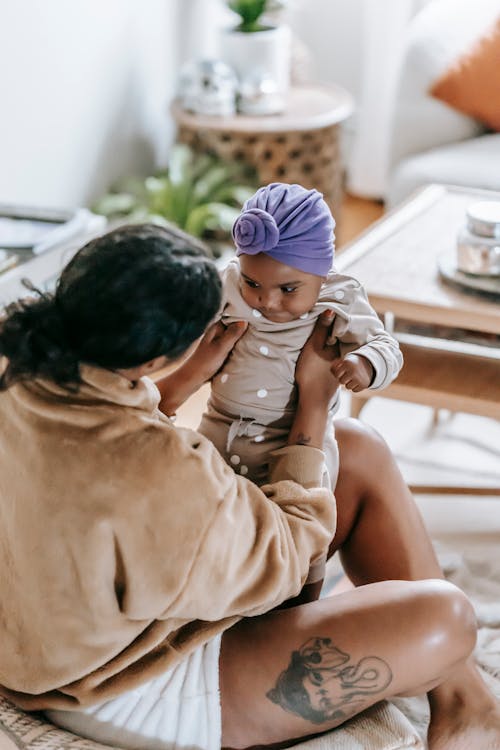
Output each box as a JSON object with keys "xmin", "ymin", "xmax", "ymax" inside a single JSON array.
[{"xmin": 46, "ymin": 634, "xmax": 222, "ymax": 750}]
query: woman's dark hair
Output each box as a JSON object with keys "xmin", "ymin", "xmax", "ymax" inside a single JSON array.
[{"xmin": 0, "ymin": 223, "xmax": 222, "ymax": 390}]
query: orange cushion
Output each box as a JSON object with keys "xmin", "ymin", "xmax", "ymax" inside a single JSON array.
[{"xmin": 429, "ymin": 17, "xmax": 500, "ymax": 131}]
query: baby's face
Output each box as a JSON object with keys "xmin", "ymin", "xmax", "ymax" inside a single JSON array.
[{"xmin": 239, "ymin": 253, "xmax": 324, "ymax": 323}]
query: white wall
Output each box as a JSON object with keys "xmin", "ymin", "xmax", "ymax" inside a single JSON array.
[
  {"xmin": 288, "ymin": 0, "xmax": 364, "ymax": 107},
  {"xmin": 182, "ymin": 0, "xmax": 364, "ymax": 150},
  {"xmin": 286, "ymin": 0, "xmax": 364, "ymax": 164},
  {"xmin": 0, "ymin": 0, "xmax": 366, "ymax": 211},
  {"xmin": 0, "ymin": 0, "xmax": 180, "ymax": 210},
  {"xmin": 182, "ymin": 0, "xmax": 364, "ymax": 106}
]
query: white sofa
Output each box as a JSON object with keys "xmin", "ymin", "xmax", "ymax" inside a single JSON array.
[{"xmin": 386, "ymin": 0, "xmax": 500, "ymax": 207}]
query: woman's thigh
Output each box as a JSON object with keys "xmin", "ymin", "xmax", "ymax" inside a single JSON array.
[
  {"xmin": 330, "ymin": 418, "xmax": 442, "ymax": 584},
  {"xmin": 331, "ymin": 417, "xmax": 403, "ymax": 547},
  {"xmin": 219, "ymin": 579, "xmax": 476, "ymax": 749}
]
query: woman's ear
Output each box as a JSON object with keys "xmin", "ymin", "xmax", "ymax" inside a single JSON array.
[
  {"xmin": 117, "ymin": 355, "xmax": 170, "ymax": 382},
  {"xmin": 143, "ymin": 356, "xmax": 168, "ymax": 373}
]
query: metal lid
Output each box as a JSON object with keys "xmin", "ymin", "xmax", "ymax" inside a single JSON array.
[{"xmin": 466, "ymin": 201, "xmax": 500, "ymax": 239}]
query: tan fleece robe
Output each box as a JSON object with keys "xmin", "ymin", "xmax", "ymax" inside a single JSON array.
[{"xmin": 0, "ymin": 365, "xmax": 335, "ymax": 711}]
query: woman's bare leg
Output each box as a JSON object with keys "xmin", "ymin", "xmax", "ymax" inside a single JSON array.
[
  {"xmin": 220, "ymin": 579, "xmax": 474, "ymax": 748},
  {"xmin": 328, "ymin": 418, "xmax": 441, "ymax": 580},
  {"xmin": 331, "ymin": 419, "xmax": 500, "ymax": 749},
  {"xmin": 220, "ymin": 419, "xmax": 500, "ymax": 749}
]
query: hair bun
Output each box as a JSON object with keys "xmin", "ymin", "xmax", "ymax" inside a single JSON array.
[
  {"xmin": 0, "ymin": 288, "xmax": 79, "ymax": 390},
  {"xmin": 232, "ymin": 208, "xmax": 279, "ymax": 254}
]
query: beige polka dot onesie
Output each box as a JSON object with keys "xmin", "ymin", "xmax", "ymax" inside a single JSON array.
[{"xmin": 198, "ymin": 259, "xmax": 403, "ymax": 489}]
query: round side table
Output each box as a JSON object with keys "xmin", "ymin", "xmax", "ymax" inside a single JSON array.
[{"xmin": 171, "ymin": 84, "xmax": 354, "ymax": 217}]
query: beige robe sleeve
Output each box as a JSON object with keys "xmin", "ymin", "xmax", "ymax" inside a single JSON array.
[
  {"xmin": 166, "ymin": 433, "xmax": 336, "ymax": 619},
  {"xmin": 114, "ymin": 426, "xmax": 336, "ymax": 622}
]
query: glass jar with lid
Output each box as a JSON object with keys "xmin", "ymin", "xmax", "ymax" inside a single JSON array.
[{"xmin": 457, "ymin": 201, "xmax": 500, "ymax": 276}]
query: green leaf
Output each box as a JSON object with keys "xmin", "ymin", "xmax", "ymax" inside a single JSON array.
[
  {"xmin": 123, "ymin": 207, "xmax": 150, "ymax": 221},
  {"xmin": 191, "ymin": 165, "xmax": 237, "ymax": 205},
  {"xmin": 185, "ymin": 202, "xmax": 241, "ymax": 238},
  {"xmin": 228, "ymin": 0, "xmax": 267, "ymax": 29},
  {"xmin": 167, "ymin": 145, "xmax": 207, "ymax": 226},
  {"xmin": 190, "ymin": 152, "xmax": 218, "ymax": 182},
  {"xmin": 167, "ymin": 144, "xmax": 194, "ymax": 186},
  {"xmin": 92, "ymin": 193, "xmax": 137, "ymax": 217},
  {"xmin": 145, "ymin": 176, "xmax": 173, "ymax": 219},
  {"xmin": 111, "ymin": 176, "xmax": 149, "ymax": 203},
  {"xmin": 94, "ymin": 144, "xmax": 256, "ymax": 241},
  {"xmin": 211, "ymin": 184, "xmax": 256, "ymax": 206}
]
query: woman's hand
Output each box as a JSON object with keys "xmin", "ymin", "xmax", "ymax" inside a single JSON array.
[
  {"xmin": 186, "ymin": 320, "xmax": 247, "ymax": 383},
  {"xmin": 157, "ymin": 320, "xmax": 247, "ymax": 416},
  {"xmin": 295, "ymin": 310, "xmax": 340, "ymax": 405}
]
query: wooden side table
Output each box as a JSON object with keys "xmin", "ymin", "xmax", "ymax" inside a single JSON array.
[{"xmin": 171, "ymin": 84, "xmax": 354, "ymax": 218}]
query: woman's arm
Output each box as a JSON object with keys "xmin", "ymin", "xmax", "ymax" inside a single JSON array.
[
  {"xmin": 153, "ymin": 313, "xmax": 339, "ymax": 617},
  {"xmin": 282, "ymin": 309, "xmax": 340, "ymax": 605},
  {"xmin": 122, "ymin": 315, "xmax": 340, "ymax": 621},
  {"xmin": 156, "ymin": 320, "xmax": 247, "ymax": 415},
  {"xmin": 289, "ymin": 309, "xmax": 340, "ymax": 448}
]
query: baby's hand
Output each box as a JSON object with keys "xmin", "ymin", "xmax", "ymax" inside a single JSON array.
[{"xmin": 330, "ymin": 353, "xmax": 374, "ymax": 393}]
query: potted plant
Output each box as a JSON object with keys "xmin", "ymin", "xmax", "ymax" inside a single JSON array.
[
  {"xmin": 93, "ymin": 144, "xmax": 257, "ymax": 258},
  {"xmin": 219, "ymin": 0, "xmax": 291, "ymax": 111}
]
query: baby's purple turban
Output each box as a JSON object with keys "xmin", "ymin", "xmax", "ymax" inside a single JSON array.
[{"xmin": 232, "ymin": 182, "xmax": 335, "ymax": 277}]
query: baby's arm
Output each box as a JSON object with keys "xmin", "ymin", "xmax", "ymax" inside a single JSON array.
[{"xmin": 329, "ymin": 280, "xmax": 403, "ymax": 393}]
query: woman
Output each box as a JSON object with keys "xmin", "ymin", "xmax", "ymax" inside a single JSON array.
[{"xmin": 0, "ymin": 223, "xmax": 498, "ymax": 750}]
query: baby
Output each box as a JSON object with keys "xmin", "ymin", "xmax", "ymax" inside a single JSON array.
[{"xmin": 198, "ymin": 183, "xmax": 403, "ymax": 488}]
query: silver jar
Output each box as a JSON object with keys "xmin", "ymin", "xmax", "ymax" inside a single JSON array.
[
  {"xmin": 178, "ymin": 60, "xmax": 237, "ymax": 116},
  {"xmin": 457, "ymin": 201, "xmax": 500, "ymax": 276}
]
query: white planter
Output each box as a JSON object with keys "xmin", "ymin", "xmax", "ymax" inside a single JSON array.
[{"xmin": 218, "ymin": 24, "xmax": 292, "ymax": 99}]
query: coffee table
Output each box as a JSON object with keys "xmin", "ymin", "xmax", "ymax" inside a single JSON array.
[{"xmin": 336, "ymin": 184, "xmax": 500, "ymax": 495}]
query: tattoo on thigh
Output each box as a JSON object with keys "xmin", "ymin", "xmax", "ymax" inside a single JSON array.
[{"xmin": 266, "ymin": 637, "xmax": 393, "ymax": 724}]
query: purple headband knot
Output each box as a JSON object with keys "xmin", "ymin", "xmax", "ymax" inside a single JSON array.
[
  {"xmin": 232, "ymin": 208, "xmax": 279, "ymax": 253},
  {"xmin": 233, "ymin": 182, "xmax": 335, "ymax": 277}
]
